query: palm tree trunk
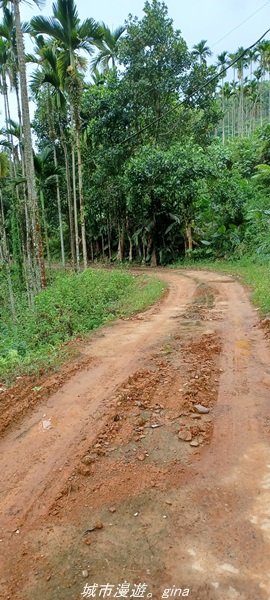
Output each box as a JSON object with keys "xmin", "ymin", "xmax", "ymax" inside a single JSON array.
[
  {"xmin": 47, "ymin": 94, "xmax": 65, "ymax": 268},
  {"xmin": 221, "ymin": 83, "xmax": 225, "ymax": 144},
  {"xmin": 13, "ymin": 0, "xmax": 46, "ymax": 289},
  {"xmin": 53, "ymin": 147, "xmax": 65, "ymax": 267},
  {"xmin": 60, "ymin": 127, "xmax": 75, "ymax": 269},
  {"xmin": 22, "ymin": 239, "xmax": 32, "ymax": 306},
  {"xmin": 76, "ymin": 129, "xmax": 87, "ymax": 269},
  {"xmin": 40, "ymin": 189, "xmax": 51, "ymax": 264},
  {"xmin": 24, "ymin": 200, "xmax": 35, "ymax": 303},
  {"xmin": 268, "ymin": 71, "xmax": 270, "ymax": 121},
  {"xmin": 0, "ymin": 189, "xmax": 16, "ymax": 320},
  {"xmin": 71, "ymin": 143, "xmax": 80, "ymax": 271},
  {"xmin": 107, "ymin": 220, "xmax": 112, "ymax": 261}
]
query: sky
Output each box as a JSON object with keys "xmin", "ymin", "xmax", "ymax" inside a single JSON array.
[
  {"xmin": 1, "ymin": 0, "xmax": 270, "ymax": 125},
  {"xmin": 20, "ymin": 0, "xmax": 270, "ymax": 56}
]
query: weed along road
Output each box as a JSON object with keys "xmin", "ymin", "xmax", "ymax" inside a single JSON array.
[{"xmin": 1, "ymin": 269, "xmax": 270, "ymax": 600}]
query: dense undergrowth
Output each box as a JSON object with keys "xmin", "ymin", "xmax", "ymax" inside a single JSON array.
[{"xmin": 0, "ymin": 269, "xmax": 165, "ymax": 383}]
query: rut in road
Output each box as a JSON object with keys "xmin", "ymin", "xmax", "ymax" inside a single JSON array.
[{"xmin": 0, "ymin": 269, "xmax": 270, "ymax": 600}]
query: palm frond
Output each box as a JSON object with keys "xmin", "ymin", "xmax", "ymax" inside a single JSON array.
[
  {"xmin": 30, "ymin": 68, "xmax": 46, "ymax": 93},
  {"xmin": 77, "ymin": 39, "xmax": 94, "ymax": 55},
  {"xmin": 22, "ymin": 21, "xmax": 31, "ymax": 34},
  {"xmin": 31, "ymin": 15, "xmax": 66, "ymax": 45},
  {"xmin": 33, "ymin": 0, "xmax": 46, "ymax": 7},
  {"xmin": 52, "ymin": 0, "xmax": 79, "ymax": 30},
  {"xmin": 3, "ymin": 7, "xmax": 13, "ymax": 31},
  {"xmin": 112, "ymin": 24, "xmax": 126, "ymax": 40},
  {"xmin": 25, "ymin": 53, "xmax": 39, "ymax": 64},
  {"xmin": 41, "ymin": 45, "xmax": 58, "ymax": 70},
  {"xmin": 0, "ymin": 24, "xmax": 10, "ymax": 39},
  {"xmin": 0, "ymin": 139, "xmax": 13, "ymax": 151},
  {"xmin": 79, "ymin": 18, "xmax": 102, "ymax": 43}
]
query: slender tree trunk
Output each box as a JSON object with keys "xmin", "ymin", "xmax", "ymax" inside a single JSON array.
[
  {"xmin": 150, "ymin": 245, "xmax": 157, "ymax": 267},
  {"xmin": 53, "ymin": 147, "xmax": 65, "ymax": 267},
  {"xmin": 268, "ymin": 72, "xmax": 270, "ymax": 122},
  {"xmin": 40, "ymin": 189, "xmax": 50, "ymax": 264},
  {"xmin": 68, "ymin": 57, "xmax": 81, "ymax": 271},
  {"xmin": 101, "ymin": 233, "xmax": 105, "ymax": 259},
  {"xmin": 24, "ymin": 196, "xmax": 35, "ymax": 303},
  {"xmin": 241, "ymin": 81, "xmax": 244, "ymax": 136},
  {"xmin": 260, "ymin": 75, "xmax": 263, "ymax": 126},
  {"xmin": 22, "ymin": 239, "xmax": 32, "ymax": 307},
  {"xmin": 48, "ymin": 97, "xmax": 65, "ymax": 269},
  {"xmin": 68, "ymin": 48, "xmax": 87, "ymax": 270},
  {"xmin": 142, "ymin": 240, "xmax": 146, "ymax": 264},
  {"xmin": 221, "ymin": 81, "xmax": 225, "ymax": 144},
  {"xmin": 0, "ymin": 189, "xmax": 16, "ymax": 320},
  {"xmin": 61, "ymin": 129, "xmax": 75, "ymax": 269},
  {"xmin": 128, "ymin": 236, "xmax": 133, "ymax": 262},
  {"xmin": 117, "ymin": 223, "xmax": 125, "ymax": 261},
  {"xmin": 76, "ymin": 129, "xmax": 87, "ymax": 269},
  {"xmin": 185, "ymin": 224, "xmax": 193, "ymax": 254},
  {"xmin": 13, "ymin": 0, "xmax": 46, "ymax": 289},
  {"xmin": 71, "ymin": 143, "xmax": 80, "ymax": 271},
  {"xmin": 13, "ymin": 77, "xmax": 35, "ymax": 300},
  {"xmin": 107, "ymin": 220, "xmax": 112, "ymax": 261},
  {"xmin": 1, "ymin": 73, "xmax": 24, "ymax": 286}
]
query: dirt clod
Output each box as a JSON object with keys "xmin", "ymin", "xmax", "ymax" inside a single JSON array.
[
  {"xmin": 194, "ymin": 403, "xmax": 210, "ymax": 414},
  {"xmin": 77, "ymin": 465, "xmax": 92, "ymax": 476},
  {"xmin": 178, "ymin": 429, "xmax": 192, "ymax": 442},
  {"xmin": 137, "ymin": 453, "xmax": 146, "ymax": 461},
  {"xmin": 190, "ymin": 439, "xmax": 199, "ymax": 447},
  {"xmin": 81, "ymin": 455, "xmax": 95, "ymax": 465}
]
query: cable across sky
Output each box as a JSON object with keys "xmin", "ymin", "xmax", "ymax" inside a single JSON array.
[{"xmin": 117, "ymin": 27, "xmax": 270, "ymax": 147}]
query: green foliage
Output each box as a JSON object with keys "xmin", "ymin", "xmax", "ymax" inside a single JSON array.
[
  {"xmin": 2, "ymin": 0, "xmax": 270, "ymax": 311},
  {"xmin": 0, "ymin": 269, "xmax": 165, "ymax": 381}
]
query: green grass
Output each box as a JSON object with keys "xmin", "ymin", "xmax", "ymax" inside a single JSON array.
[
  {"xmin": 174, "ymin": 257, "xmax": 270, "ymax": 316},
  {"xmin": 0, "ymin": 269, "xmax": 166, "ymax": 383}
]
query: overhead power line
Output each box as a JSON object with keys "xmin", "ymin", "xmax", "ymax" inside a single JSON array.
[
  {"xmin": 212, "ymin": 0, "xmax": 270, "ymax": 48},
  {"xmin": 117, "ymin": 27, "xmax": 270, "ymax": 147}
]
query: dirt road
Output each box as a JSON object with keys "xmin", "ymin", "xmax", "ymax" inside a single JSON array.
[{"xmin": 0, "ymin": 269, "xmax": 270, "ymax": 600}]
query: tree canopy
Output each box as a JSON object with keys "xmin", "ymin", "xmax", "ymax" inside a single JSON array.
[{"xmin": 0, "ymin": 0, "xmax": 270, "ymax": 318}]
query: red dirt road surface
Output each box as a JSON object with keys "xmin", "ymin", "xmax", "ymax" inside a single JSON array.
[{"xmin": 1, "ymin": 269, "xmax": 270, "ymax": 600}]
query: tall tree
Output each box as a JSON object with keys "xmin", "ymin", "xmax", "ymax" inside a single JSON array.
[
  {"xmin": 235, "ymin": 47, "xmax": 249, "ymax": 136},
  {"xmin": 1, "ymin": 0, "xmax": 47, "ymax": 290},
  {"xmin": 91, "ymin": 23, "xmax": 125, "ymax": 72},
  {"xmin": 217, "ymin": 51, "xmax": 228, "ymax": 143},
  {"xmin": 31, "ymin": 0, "xmax": 102, "ymax": 270},
  {"xmin": 0, "ymin": 150, "xmax": 16, "ymax": 318},
  {"xmin": 30, "ymin": 38, "xmax": 67, "ymax": 267},
  {"xmin": 192, "ymin": 39, "xmax": 212, "ymax": 65}
]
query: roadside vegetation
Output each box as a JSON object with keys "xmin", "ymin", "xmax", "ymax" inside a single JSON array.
[{"xmin": 0, "ymin": 269, "xmax": 165, "ymax": 382}]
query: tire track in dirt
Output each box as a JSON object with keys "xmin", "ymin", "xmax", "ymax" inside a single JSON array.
[
  {"xmin": 161, "ymin": 271, "xmax": 270, "ymax": 600},
  {"xmin": 1, "ymin": 270, "xmax": 270, "ymax": 600},
  {"xmin": 0, "ymin": 272, "xmax": 195, "ymax": 535}
]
